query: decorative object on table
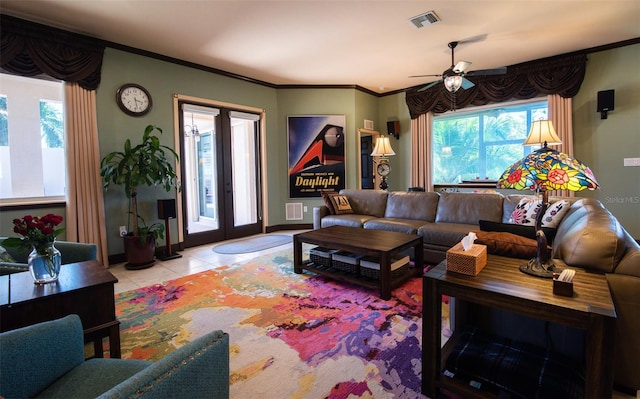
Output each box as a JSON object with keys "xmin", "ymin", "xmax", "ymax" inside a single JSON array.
[
  {"xmin": 1, "ymin": 214, "xmax": 64, "ymax": 283},
  {"xmin": 497, "ymin": 120, "xmax": 599, "ymax": 278},
  {"xmin": 100, "ymin": 125, "xmax": 180, "ymax": 269},
  {"xmin": 446, "ymin": 232, "xmax": 487, "ymax": 276},
  {"xmin": 371, "ymin": 136, "xmax": 396, "ymax": 190},
  {"xmin": 553, "ymin": 269, "xmax": 575, "ymax": 297}
]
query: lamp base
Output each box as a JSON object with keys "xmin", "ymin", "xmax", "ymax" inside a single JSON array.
[{"xmin": 519, "ymin": 258, "xmax": 557, "ymax": 278}]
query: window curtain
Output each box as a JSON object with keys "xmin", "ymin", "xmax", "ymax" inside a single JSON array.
[
  {"xmin": 1, "ymin": 14, "xmax": 104, "ymax": 90},
  {"xmin": 2, "ymin": 15, "xmax": 108, "ymax": 265},
  {"xmin": 405, "ymin": 53, "xmax": 587, "ymax": 118},
  {"xmin": 410, "ymin": 112, "xmax": 433, "ymax": 191},
  {"xmin": 64, "ymin": 83, "xmax": 109, "ymax": 267},
  {"xmin": 548, "ymin": 94, "xmax": 576, "ymax": 198}
]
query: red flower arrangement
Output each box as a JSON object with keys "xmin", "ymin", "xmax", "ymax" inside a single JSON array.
[{"xmin": 2, "ymin": 214, "xmax": 65, "ymax": 252}]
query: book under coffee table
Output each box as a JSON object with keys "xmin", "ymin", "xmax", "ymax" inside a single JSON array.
[{"xmin": 293, "ymin": 225, "xmax": 423, "ymax": 300}]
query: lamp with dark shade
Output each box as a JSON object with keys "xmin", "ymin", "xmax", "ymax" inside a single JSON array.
[{"xmin": 497, "ymin": 120, "xmax": 599, "ymax": 278}]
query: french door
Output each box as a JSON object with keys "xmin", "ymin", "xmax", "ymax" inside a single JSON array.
[{"xmin": 179, "ymin": 102, "xmax": 262, "ymax": 247}]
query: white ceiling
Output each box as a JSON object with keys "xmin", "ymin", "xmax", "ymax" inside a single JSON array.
[{"xmin": 2, "ymin": 1, "xmax": 639, "ymax": 94}]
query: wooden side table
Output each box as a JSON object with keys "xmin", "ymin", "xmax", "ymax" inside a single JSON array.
[
  {"xmin": 0, "ymin": 260, "xmax": 121, "ymax": 358},
  {"xmin": 422, "ymin": 255, "xmax": 616, "ymax": 399}
]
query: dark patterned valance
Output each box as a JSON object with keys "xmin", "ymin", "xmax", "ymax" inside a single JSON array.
[
  {"xmin": 1, "ymin": 14, "xmax": 105, "ymax": 90},
  {"xmin": 405, "ymin": 53, "xmax": 587, "ymax": 118}
]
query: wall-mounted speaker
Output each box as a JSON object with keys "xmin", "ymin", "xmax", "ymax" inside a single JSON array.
[
  {"xmin": 157, "ymin": 199, "xmax": 176, "ymax": 220},
  {"xmin": 387, "ymin": 120, "xmax": 400, "ymax": 139},
  {"xmin": 597, "ymin": 89, "xmax": 614, "ymax": 119}
]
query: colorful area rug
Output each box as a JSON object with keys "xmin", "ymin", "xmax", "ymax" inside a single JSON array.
[{"xmin": 115, "ymin": 249, "xmax": 449, "ymax": 398}]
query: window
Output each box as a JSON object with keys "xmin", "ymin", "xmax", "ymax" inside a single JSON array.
[
  {"xmin": 432, "ymin": 99, "xmax": 547, "ymax": 184},
  {"xmin": 0, "ymin": 74, "xmax": 65, "ymax": 202}
]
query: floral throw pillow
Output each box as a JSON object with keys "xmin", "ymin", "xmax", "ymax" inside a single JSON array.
[
  {"xmin": 509, "ymin": 197, "xmax": 542, "ymax": 226},
  {"xmin": 510, "ymin": 198, "xmax": 571, "ymax": 228},
  {"xmin": 541, "ymin": 200, "xmax": 570, "ymax": 228}
]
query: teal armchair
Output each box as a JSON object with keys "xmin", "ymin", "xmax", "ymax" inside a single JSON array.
[
  {"xmin": 0, "ymin": 314, "xmax": 230, "ymax": 399},
  {"xmin": 0, "ymin": 237, "xmax": 98, "ymax": 275}
]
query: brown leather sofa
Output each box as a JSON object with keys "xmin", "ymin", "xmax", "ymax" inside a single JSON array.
[{"xmin": 313, "ymin": 189, "xmax": 640, "ymax": 392}]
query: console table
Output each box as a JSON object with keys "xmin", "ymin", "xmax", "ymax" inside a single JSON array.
[
  {"xmin": 0, "ymin": 260, "xmax": 121, "ymax": 358},
  {"xmin": 293, "ymin": 226, "xmax": 423, "ymax": 300},
  {"xmin": 423, "ymin": 255, "xmax": 616, "ymax": 399}
]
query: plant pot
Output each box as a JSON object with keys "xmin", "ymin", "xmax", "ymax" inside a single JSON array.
[{"xmin": 123, "ymin": 234, "xmax": 156, "ymax": 270}]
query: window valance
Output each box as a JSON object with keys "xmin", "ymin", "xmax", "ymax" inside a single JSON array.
[
  {"xmin": 405, "ymin": 53, "xmax": 587, "ymax": 119},
  {"xmin": 1, "ymin": 14, "xmax": 105, "ymax": 90}
]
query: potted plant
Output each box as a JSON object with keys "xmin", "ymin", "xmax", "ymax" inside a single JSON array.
[{"xmin": 100, "ymin": 125, "xmax": 179, "ymax": 269}]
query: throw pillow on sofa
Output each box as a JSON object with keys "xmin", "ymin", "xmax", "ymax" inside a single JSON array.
[
  {"xmin": 473, "ymin": 231, "xmax": 538, "ymax": 259},
  {"xmin": 479, "ymin": 220, "xmax": 558, "ymax": 243},
  {"xmin": 329, "ymin": 194, "xmax": 354, "ymax": 215},
  {"xmin": 509, "ymin": 198, "xmax": 570, "ymax": 228},
  {"xmin": 321, "ymin": 191, "xmax": 338, "ymax": 215}
]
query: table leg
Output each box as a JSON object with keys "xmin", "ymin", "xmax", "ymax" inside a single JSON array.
[
  {"xmin": 380, "ymin": 252, "xmax": 391, "ymax": 300},
  {"xmin": 584, "ymin": 314, "xmax": 614, "ymax": 398},
  {"xmin": 422, "ymin": 277, "xmax": 440, "ymax": 397},
  {"xmin": 293, "ymin": 235, "xmax": 302, "ymax": 274},
  {"xmin": 109, "ymin": 323, "xmax": 121, "ymax": 358}
]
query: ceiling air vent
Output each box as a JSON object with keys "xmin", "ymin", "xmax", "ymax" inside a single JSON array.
[{"xmin": 409, "ymin": 11, "xmax": 440, "ymax": 28}]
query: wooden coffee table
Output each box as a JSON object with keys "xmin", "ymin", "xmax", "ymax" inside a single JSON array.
[
  {"xmin": 0, "ymin": 260, "xmax": 121, "ymax": 358},
  {"xmin": 293, "ymin": 226, "xmax": 423, "ymax": 299}
]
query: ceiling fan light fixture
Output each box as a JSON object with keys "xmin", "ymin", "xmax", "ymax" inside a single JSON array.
[{"xmin": 444, "ymin": 74, "xmax": 463, "ymax": 93}]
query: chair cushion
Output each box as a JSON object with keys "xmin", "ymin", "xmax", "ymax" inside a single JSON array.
[{"xmin": 37, "ymin": 359, "xmax": 151, "ymax": 398}]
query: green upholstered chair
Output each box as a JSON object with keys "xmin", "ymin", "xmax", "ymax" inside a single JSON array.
[
  {"xmin": 0, "ymin": 315, "xmax": 230, "ymax": 399},
  {"xmin": 0, "ymin": 237, "xmax": 98, "ymax": 275}
]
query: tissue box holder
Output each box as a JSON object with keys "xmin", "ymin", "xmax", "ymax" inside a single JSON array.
[
  {"xmin": 552, "ymin": 274, "xmax": 574, "ymax": 297},
  {"xmin": 446, "ymin": 243, "xmax": 487, "ymax": 276}
]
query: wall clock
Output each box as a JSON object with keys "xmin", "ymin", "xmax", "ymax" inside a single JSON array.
[{"xmin": 116, "ymin": 83, "xmax": 152, "ymax": 116}]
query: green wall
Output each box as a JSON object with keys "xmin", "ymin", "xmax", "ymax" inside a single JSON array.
[
  {"xmin": 2, "ymin": 44, "xmax": 638, "ymax": 257},
  {"xmin": 573, "ymin": 43, "xmax": 640, "ymax": 239}
]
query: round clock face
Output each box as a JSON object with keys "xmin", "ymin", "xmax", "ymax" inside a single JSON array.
[
  {"xmin": 116, "ymin": 84, "xmax": 152, "ymax": 116},
  {"xmin": 377, "ymin": 162, "xmax": 391, "ymax": 177}
]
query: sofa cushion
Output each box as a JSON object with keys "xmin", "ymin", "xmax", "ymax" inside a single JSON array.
[
  {"xmin": 419, "ymin": 222, "xmax": 474, "ymax": 248},
  {"xmin": 321, "ymin": 214, "xmax": 378, "ymax": 229},
  {"xmin": 384, "ymin": 191, "xmax": 440, "ymax": 222},
  {"xmin": 364, "ymin": 218, "xmax": 426, "ymax": 234},
  {"xmin": 339, "ymin": 189, "xmax": 388, "ymax": 218},
  {"xmin": 435, "ymin": 192, "xmax": 503, "ymax": 225},
  {"xmin": 38, "ymin": 358, "xmax": 151, "ymax": 398},
  {"xmin": 553, "ymin": 199, "xmax": 626, "ymax": 273},
  {"xmin": 473, "ymin": 230, "xmax": 538, "ymax": 259}
]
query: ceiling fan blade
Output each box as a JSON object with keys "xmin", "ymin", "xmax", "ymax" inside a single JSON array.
[
  {"xmin": 465, "ymin": 66, "xmax": 507, "ymax": 76},
  {"xmin": 409, "ymin": 74, "xmax": 442, "ymax": 78},
  {"xmin": 453, "ymin": 61, "xmax": 472, "ymax": 73},
  {"xmin": 460, "ymin": 77, "xmax": 475, "ymax": 90},
  {"xmin": 417, "ymin": 80, "xmax": 442, "ymax": 92}
]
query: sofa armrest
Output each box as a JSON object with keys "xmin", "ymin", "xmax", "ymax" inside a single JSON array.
[
  {"xmin": 0, "ymin": 261, "xmax": 29, "ymax": 276},
  {"xmin": 313, "ymin": 206, "xmax": 329, "ymax": 229},
  {"xmin": 98, "ymin": 330, "xmax": 230, "ymax": 399},
  {"xmin": 0, "ymin": 315, "xmax": 85, "ymax": 398}
]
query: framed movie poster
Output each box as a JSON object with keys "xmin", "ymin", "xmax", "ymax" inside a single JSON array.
[{"xmin": 288, "ymin": 115, "xmax": 346, "ymax": 198}]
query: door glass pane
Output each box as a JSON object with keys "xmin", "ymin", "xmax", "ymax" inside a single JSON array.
[
  {"xmin": 183, "ymin": 105, "xmax": 219, "ymax": 234},
  {"xmin": 230, "ymin": 114, "xmax": 259, "ymax": 227}
]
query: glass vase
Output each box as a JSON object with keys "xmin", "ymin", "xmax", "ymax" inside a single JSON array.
[{"xmin": 28, "ymin": 242, "xmax": 61, "ymax": 284}]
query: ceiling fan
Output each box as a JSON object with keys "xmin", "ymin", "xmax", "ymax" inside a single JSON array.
[{"xmin": 411, "ymin": 41, "xmax": 507, "ymax": 93}]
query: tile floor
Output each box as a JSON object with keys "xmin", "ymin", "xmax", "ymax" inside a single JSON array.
[{"xmin": 107, "ymin": 231, "xmax": 637, "ymax": 399}]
